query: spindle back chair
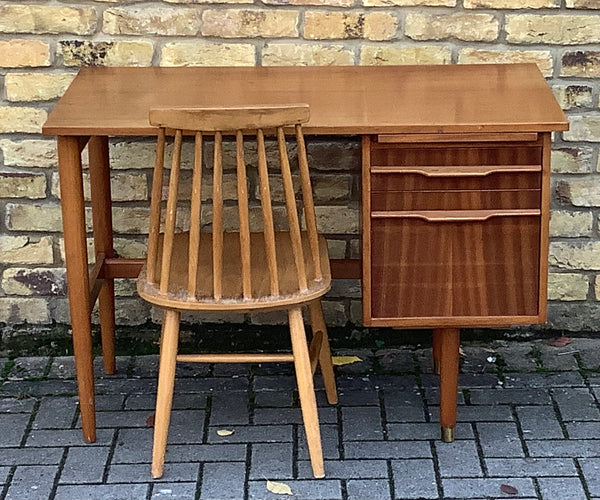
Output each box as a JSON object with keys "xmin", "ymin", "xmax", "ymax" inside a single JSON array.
[{"xmin": 137, "ymin": 104, "xmax": 337, "ymax": 479}]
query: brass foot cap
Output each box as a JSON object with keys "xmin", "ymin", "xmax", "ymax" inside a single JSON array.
[{"xmin": 441, "ymin": 426, "xmax": 455, "ymax": 443}]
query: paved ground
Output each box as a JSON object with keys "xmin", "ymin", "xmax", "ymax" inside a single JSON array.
[{"xmin": 0, "ymin": 336, "xmax": 599, "ymax": 500}]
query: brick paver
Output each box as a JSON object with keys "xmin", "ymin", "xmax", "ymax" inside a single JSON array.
[{"xmin": 0, "ymin": 342, "xmax": 598, "ymax": 500}]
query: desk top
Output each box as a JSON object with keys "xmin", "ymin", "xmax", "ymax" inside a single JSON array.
[{"xmin": 43, "ymin": 64, "xmax": 568, "ymax": 137}]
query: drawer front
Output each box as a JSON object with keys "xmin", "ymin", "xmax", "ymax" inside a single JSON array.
[
  {"xmin": 371, "ymin": 188, "xmax": 541, "ymax": 211},
  {"xmin": 370, "ymin": 144, "xmax": 543, "ymax": 168},
  {"xmin": 369, "ymin": 213, "xmax": 541, "ymax": 320},
  {"xmin": 370, "ymin": 169, "xmax": 541, "ymax": 192}
]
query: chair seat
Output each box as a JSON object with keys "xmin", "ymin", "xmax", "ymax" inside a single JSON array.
[{"xmin": 137, "ymin": 231, "xmax": 331, "ymax": 311}]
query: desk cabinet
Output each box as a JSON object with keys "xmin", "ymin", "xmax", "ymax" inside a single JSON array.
[{"xmin": 362, "ymin": 133, "xmax": 551, "ymax": 328}]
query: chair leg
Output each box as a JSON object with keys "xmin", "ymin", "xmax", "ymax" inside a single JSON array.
[
  {"xmin": 152, "ymin": 309, "xmax": 180, "ymax": 479},
  {"xmin": 289, "ymin": 307, "xmax": 324, "ymax": 478},
  {"xmin": 308, "ymin": 300, "xmax": 338, "ymax": 405}
]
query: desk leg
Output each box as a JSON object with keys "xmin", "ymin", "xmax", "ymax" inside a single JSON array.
[
  {"xmin": 57, "ymin": 136, "xmax": 96, "ymax": 443},
  {"xmin": 437, "ymin": 327, "xmax": 460, "ymax": 443},
  {"xmin": 88, "ymin": 136, "xmax": 116, "ymax": 375}
]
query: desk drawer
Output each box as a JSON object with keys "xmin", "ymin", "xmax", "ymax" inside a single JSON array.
[
  {"xmin": 371, "ymin": 165, "xmax": 541, "ymax": 210},
  {"xmin": 370, "ymin": 144, "xmax": 543, "ymax": 168},
  {"xmin": 369, "ymin": 212, "xmax": 541, "ymax": 320}
]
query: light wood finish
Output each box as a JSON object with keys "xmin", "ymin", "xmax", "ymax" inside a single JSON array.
[
  {"xmin": 88, "ymin": 137, "xmax": 116, "ymax": 374},
  {"xmin": 44, "ymin": 65, "xmax": 567, "ymax": 137},
  {"xmin": 377, "ymin": 132, "xmax": 538, "ymax": 143},
  {"xmin": 57, "ymin": 136, "xmax": 96, "ymax": 443},
  {"xmin": 43, "ymin": 65, "xmax": 567, "ymax": 446},
  {"xmin": 289, "ymin": 307, "xmax": 324, "ymax": 478},
  {"xmin": 308, "ymin": 300, "xmax": 338, "ymax": 405},
  {"xmin": 138, "ymin": 106, "xmax": 336, "ymax": 479},
  {"xmin": 151, "ymin": 309, "xmax": 180, "ymax": 479}
]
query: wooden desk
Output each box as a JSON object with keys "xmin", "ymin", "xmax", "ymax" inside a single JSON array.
[{"xmin": 42, "ymin": 64, "xmax": 567, "ymax": 444}]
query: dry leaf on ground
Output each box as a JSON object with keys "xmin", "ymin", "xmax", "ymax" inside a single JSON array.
[
  {"xmin": 266, "ymin": 480, "xmax": 293, "ymax": 495},
  {"xmin": 500, "ymin": 483, "xmax": 518, "ymax": 495},
  {"xmin": 548, "ymin": 336, "xmax": 572, "ymax": 347},
  {"xmin": 332, "ymin": 356, "xmax": 362, "ymax": 366},
  {"xmin": 145, "ymin": 413, "xmax": 155, "ymax": 428},
  {"xmin": 216, "ymin": 429, "xmax": 235, "ymax": 436}
]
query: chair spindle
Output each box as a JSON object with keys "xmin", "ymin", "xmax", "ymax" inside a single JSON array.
[
  {"xmin": 187, "ymin": 132, "xmax": 203, "ymax": 298},
  {"xmin": 257, "ymin": 129, "xmax": 280, "ymax": 296},
  {"xmin": 147, "ymin": 128, "xmax": 166, "ymax": 284},
  {"xmin": 236, "ymin": 130, "xmax": 252, "ymax": 299},
  {"xmin": 296, "ymin": 124, "xmax": 322, "ymax": 281},
  {"xmin": 159, "ymin": 129, "xmax": 183, "ymax": 294},
  {"xmin": 277, "ymin": 126, "xmax": 307, "ymax": 292},
  {"xmin": 212, "ymin": 131, "xmax": 224, "ymax": 300}
]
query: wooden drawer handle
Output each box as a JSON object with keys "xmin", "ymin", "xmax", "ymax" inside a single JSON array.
[
  {"xmin": 371, "ymin": 165, "xmax": 541, "ymax": 177},
  {"xmin": 376, "ymin": 132, "xmax": 539, "ymax": 143},
  {"xmin": 371, "ymin": 209, "xmax": 541, "ymax": 222}
]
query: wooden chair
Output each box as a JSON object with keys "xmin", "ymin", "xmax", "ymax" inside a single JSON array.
[{"xmin": 137, "ymin": 104, "xmax": 338, "ymax": 479}]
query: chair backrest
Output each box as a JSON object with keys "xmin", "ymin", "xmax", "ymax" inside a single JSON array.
[{"xmin": 145, "ymin": 104, "xmax": 323, "ymax": 301}]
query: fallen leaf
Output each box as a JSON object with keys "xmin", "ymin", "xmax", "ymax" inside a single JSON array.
[
  {"xmin": 145, "ymin": 413, "xmax": 155, "ymax": 428},
  {"xmin": 500, "ymin": 484, "xmax": 518, "ymax": 495},
  {"xmin": 266, "ymin": 480, "xmax": 293, "ymax": 495},
  {"xmin": 549, "ymin": 336, "xmax": 572, "ymax": 347},
  {"xmin": 216, "ymin": 429, "xmax": 235, "ymax": 436},
  {"xmin": 332, "ymin": 355, "xmax": 362, "ymax": 366}
]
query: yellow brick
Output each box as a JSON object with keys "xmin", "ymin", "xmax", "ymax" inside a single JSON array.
[
  {"xmin": 0, "ymin": 297, "xmax": 50, "ymax": 324},
  {"xmin": 262, "ymin": 43, "xmax": 354, "ymax": 65},
  {"xmin": 458, "ymin": 48, "xmax": 553, "ymax": 77},
  {"xmin": 161, "ymin": 42, "xmax": 255, "ymax": 66},
  {"xmin": 548, "ymin": 273, "xmax": 589, "ymax": 301},
  {"xmin": 60, "ymin": 41, "xmax": 153, "ymax": 67},
  {"xmin": 0, "ymin": 106, "xmax": 47, "ymax": 134},
  {"xmin": 567, "ymin": 0, "xmax": 600, "ymax": 7},
  {"xmin": 564, "ymin": 116, "xmax": 600, "ymax": 141},
  {"xmin": 506, "ymin": 15, "xmax": 600, "ymax": 44},
  {"xmin": 0, "ymin": 139, "xmax": 57, "ymax": 167},
  {"xmin": 5, "ymin": 73, "xmax": 76, "ymax": 102},
  {"xmin": 0, "ymin": 236, "xmax": 54, "ymax": 265},
  {"xmin": 0, "ymin": 39, "xmax": 50, "ymax": 68},
  {"xmin": 561, "ymin": 51, "xmax": 600, "ymax": 78},
  {"xmin": 304, "ymin": 12, "xmax": 364, "ymax": 39},
  {"xmin": 0, "ymin": 172, "xmax": 46, "ymax": 199},
  {"xmin": 315, "ymin": 206, "xmax": 359, "ymax": 234},
  {"xmin": 0, "ymin": 5, "xmax": 97, "ymax": 35},
  {"xmin": 465, "ymin": 0, "xmax": 558, "ymax": 7},
  {"xmin": 552, "ymin": 85, "xmax": 593, "ymax": 109},
  {"xmin": 264, "ymin": 0, "xmax": 353, "ymax": 5},
  {"xmin": 364, "ymin": 0, "xmax": 455, "ymax": 5},
  {"xmin": 103, "ymin": 7, "xmax": 201, "ymax": 35},
  {"xmin": 304, "ymin": 11, "xmax": 398, "ymax": 40},
  {"xmin": 2, "ymin": 268, "xmax": 66, "ymax": 296},
  {"xmin": 5, "ymin": 203, "xmax": 66, "ymax": 232},
  {"xmin": 406, "ymin": 12, "xmax": 499, "ymax": 41},
  {"xmin": 552, "ymin": 147, "xmax": 593, "ymax": 173},
  {"xmin": 51, "ymin": 172, "xmax": 148, "ymax": 201},
  {"xmin": 549, "ymin": 210, "xmax": 593, "ymax": 237},
  {"xmin": 201, "ymin": 9, "xmax": 298, "ymax": 37},
  {"xmin": 365, "ymin": 13, "xmax": 398, "ymax": 41},
  {"xmin": 360, "ymin": 45, "xmax": 451, "ymax": 65}
]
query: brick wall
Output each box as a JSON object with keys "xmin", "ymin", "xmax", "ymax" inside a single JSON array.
[{"xmin": 1, "ymin": 0, "xmax": 599, "ymax": 332}]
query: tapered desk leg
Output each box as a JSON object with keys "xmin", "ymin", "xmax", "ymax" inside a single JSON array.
[
  {"xmin": 437, "ymin": 327, "xmax": 460, "ymax": 443},
  {"xmin": 57, "ymin": 136, "xmax": 96, "ymax": 443},
  {"xmin": 89, "ymin": 136, "xmax": 116, "ymax": 375}
]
